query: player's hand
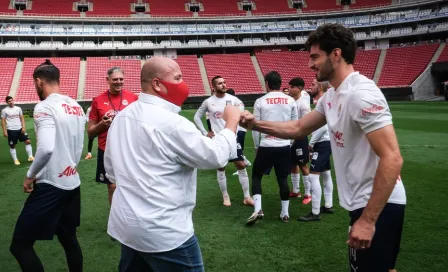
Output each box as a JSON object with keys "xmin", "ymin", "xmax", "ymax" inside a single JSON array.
[
  {"xmin": 21, "ymin": 128, "xmax": 26, "ymax": 134},
  {"xmin": 3, "ymin": 131, "xmax": 7, "ymax": 138},
  {"xmin": 222, "ymin": 106, "xmax": 241, "ymax": 125},
  {"xmin": 206, "ymin": 131, "xmax": 215, "ymax": 138},
  {"xmin": 100, "ymin": 116, "xmax": 113, "ymax": 127},
  {"xmin": 239, "ymin": 110, "xmax": 256, "ymax": 130},
  {"xmin": 347, "ymin": 217, "xmax": 375, "ymax": 250},
  {"xmin": 23, "ymin": 177, "xmax": 36, "ymax": 193}
]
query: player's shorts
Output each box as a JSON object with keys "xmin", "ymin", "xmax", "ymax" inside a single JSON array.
[
  {"xmin": 229, "ymin": 135, "xmax": 244, "ymax": 162},
  {"xmin": 291, "ymin": 137, "xmax": 309, "ymax": 166},
  {"xmin": 237, "ymin": 130, "xmax": 246, "ymax": 151},
  {"xmin": 310, "ymin": 141, "xmax": 332, "ymax": 172},
  {"xmin": 252, "ymin": 146, "xmax": 291, "ymax": 178},
  {"xmin": 348, "ymin": 203, "xmax": 405, "ymax": 271},
  {"xmin": 12, "ymin": 183, "xmax": 81, "ymax": 241},
  {"xmin": 96, "ymin": 148, "xmax": 111, "ymax": 184},
  {"xmin": 7, "ymin": 129, "xmax": 30, "ymax": 148}
]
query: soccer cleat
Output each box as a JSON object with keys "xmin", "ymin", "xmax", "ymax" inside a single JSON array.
[
  {"xmin": 298, "ymin": 212, "xmax": 321, "ymax": 222},
  {"xmin": 14, "ymin": 160, "xmax": 20, "ymax": 165},
  {"xmin": 28, "ymin": 156, "xmax": 34, "ymax": 162},
  {"xmin": 302, "ymin": 195, "xmax": 312, "ymax": 205},
  {"xmin": 289, "ymin": 192, "xmax": 302, "ymax": 198},
  {"xmin": 246, "ymin": 210, "xmax": 264, "ymax": 226},
  {"xmin": 232, "ymin": 171, "xmax": 238, "ymax": 176},
  {"xmin": 320, "ymin": 206, "xmax": 335, "ymax": 214},
  {"xmin": 85, "ymin": 153, "xmax": 93, "ymax": 160},
  {"xmin": 244, "ymin": 157, "xmax": 252, "ymax": 167},
  {"xmin": 280, "ymin": 214, "xmax": 290, "ymax": 223},
  {"xmin": 243, "ymin": 197, "xmax": 254, "ymax": 206},
  {"xmin": 223, "ymin": 195, "xmax": 231, "ymax": 206}
]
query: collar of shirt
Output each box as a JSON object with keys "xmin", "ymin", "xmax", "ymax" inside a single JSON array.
[
  {"xmin": 138, "ymin": 93, "xmax": 181, "ymax": 114},
  {"xmin": 335, "ymin": 71, "xmax": 359, "ymax": 92}
]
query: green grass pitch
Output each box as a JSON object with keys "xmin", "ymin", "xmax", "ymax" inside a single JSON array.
[{"xmin": 0, "ymin": 102, "xmax": 447, "ymax": 271}]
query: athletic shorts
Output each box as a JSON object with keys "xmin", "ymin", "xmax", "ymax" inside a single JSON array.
[
  {"xmin": 12, "ymin": 183, "xmax": 81, "ymax": 241},
  {"xmin": 7, "ymin": 129, "xmax": 30, "ymax": 148},
  {"xmin": 229, "ymin": 134, "xmax": 244, "ymax": 162},
  {"xmin": 348, "ymin": 203, "xmax": 405, "ymax": 272},
  {"xmin": 237, "ymin": 130, "xmax": 246, "ymax": 151},
  {"xmin": 96, "ymin": 148, "xmax": 111, "ymax": 184},
  {"xmin": 252, "ymin": 146, "xmax": 291, "ymax": 178},
  {"xmin": 310, "ymin": 141, "xmax": 332, "ymax": 172},
  {"xmin": 291, "ymin": 137, "xmax": 309, "ymax": 165}
]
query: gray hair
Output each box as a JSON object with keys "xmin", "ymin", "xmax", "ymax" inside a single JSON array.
[
  {"xmin": 107, "ymin": 66, "xmax": 124, "ymax": 77},
  {"xmin": 319, "ymin": 81, "xmax": 330, "ymax": 92}
]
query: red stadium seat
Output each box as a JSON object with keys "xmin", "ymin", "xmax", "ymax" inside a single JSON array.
[
  {"xmin": 354, "ymin": 50, "xmax": 381, "ymax": 80},
  {"xmin": 436, "ymin": 45, "xmax": 448, "ymax": 63},
  {"xmin": 0, "ymin": 58, "xmax": 17, "ymax": 101},
  {"xmin": 176, "ymin": 56, "xmax": 205, "ymax": 96}
]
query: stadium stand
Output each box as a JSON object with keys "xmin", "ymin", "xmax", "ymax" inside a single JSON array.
[
  {"xmin": 350, "ymin": 0, "xmax": 391, "ymax": 9},
  {"xmin": 354, "ymin": 49, "xmax": 381, "ymax": 80},
  {"xmin": 0, "ymin": 58, "xmax": 17, "ymax": 100},
  {"xmin": 436, "ymin": 45, "xmax": 448, "ymax": 62},
  {"xmin": 84, "ymin": 57, "xmax": 141, "ymax": 99},
  {"xmin": 252, "ymin": 0, "xmax": 296, "ymax": 14},
  {"xmin": 199, "ymin": 0, "xmax": 245, "ymax": 16},
  {"xmin": 148, "ymin": 0, "xmax": 191, "ymax": 16},
  {"xmin": 255, "ymin": 51, "xmax": 316, "ymax": 89},
  {"xmin": 15, "ymin": 58, "xmax": 80, "ymax": 103},
  {"xmin": 87, "ymin": 0, "xmax": 131, "ymax": 16},
  {"xmin": 378, "ymin": 44, "xmax": 439, "ymax": 87},
  {"xmin": 203, "ymin": 53, "xmax": 262, "ymax": 94},
  {"xmin": 23, "ymin": 0, "xmax": 78, "ymax": 15},
  {"xmin": 302, "ymin": 0, "xmax": 343, "ymax": 12},
  {"xmin": 176, "ymin": 55, "xmax": 205, "ymax": 96}
]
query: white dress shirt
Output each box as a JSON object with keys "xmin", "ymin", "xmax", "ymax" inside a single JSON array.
[{"xmin": 104, "ymin": 93, "xmax": 237, "ymax": 253}]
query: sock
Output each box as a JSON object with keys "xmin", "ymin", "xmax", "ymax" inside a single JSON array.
[
  {"xmin": 217, "ymin": 170, "xmax": 228, "ymax": 197},
  {"xmin": 309, "ymin": 174, "xmax": 322, "ymax": 215},
  {"xmin": 281, "ymin": 200, "xmax": 289, "ymax": 216},
  {"xmin": 322, "ymin": 170, "xmax": 334, "ymax": 208},
  {"xmin": 25, "ymin": 144, "xmax": 33, "ymax": 157},
  {"xmin": 88, "ymin": 152, "xmax": 92, "ymax": 155},
  {"xmin": 237, "ymin": 169, "xmax": 251, "ymax": 198},
  {"xmin": 243, "ymin": 155, "xmax": 250, "ymax": 165},
  {"xmin": 10, "ymin": 148, "xmax": 18, "ymax": 161},
  {"xmin": 291, "ymin": 173, "xmax": 300, "ymax": 193},
  {"xmin": 303, "ymin": 175, "xmax": 311, "ymax": 196},
  {"xmin": 253, "ymin": 194, "xmax": 262, "ymax": 213}
]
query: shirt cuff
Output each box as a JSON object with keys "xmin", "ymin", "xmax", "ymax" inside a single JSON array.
[{"xmin": 219, "ymin": 128, "xmax": 237, "ymax": 159}]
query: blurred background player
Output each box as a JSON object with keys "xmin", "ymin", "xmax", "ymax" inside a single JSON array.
[
  {"xmin": 88, "ymin": 67, "xmax": 138, "ymax": 206},
  {"xmin": 1, "ymin": 96, "xmax": 34, "ymax": 165},
  {"xmin": 282, "ymin": 87, "xmax": 290, "ymax": 95},
  {"xmin": 299, "ymin": 79, "xmax": 334, "ymax": 222},
  {"xmin": 246, "ymin": 71, "xmax": 298, "ymax": 225},
  {"xmin": 194, "ymin": 76, "xmax": 253, "ymax": 207},
  {"xmin": 84, "ymin": 105, "xmax": 95, "ymax": 160},
  {"xmin": 205, "ymin": 89, "xmax": 215, "ymax": 132},
  {"xmin": 288, "ymin": 77, "xmax": 312, "ymax": 204},
  {"xmin": 226, "ymin": 88, "xmax": 252, "ymax": 172}
]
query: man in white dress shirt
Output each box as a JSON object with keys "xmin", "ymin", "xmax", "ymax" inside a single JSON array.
[
  {"xmin": 240, "ymin": 24, "xmax": 406, "ymax": 272},
  {"xmin": 104, "ymin": 57, "xmax": 241, "ymax": 271},
  {"xmin": 298, "ymin": 79, "xmax": 335, "ymax": 222}
]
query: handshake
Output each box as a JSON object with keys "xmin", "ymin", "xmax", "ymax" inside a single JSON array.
[{"xmin": 222, "ymin": 106, "xmax": 256, "ymax": 131}]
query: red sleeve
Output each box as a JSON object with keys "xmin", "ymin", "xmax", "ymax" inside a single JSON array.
[{"xmin": 89, "ymin": 98, "xmax": 99, "ymax": 122}]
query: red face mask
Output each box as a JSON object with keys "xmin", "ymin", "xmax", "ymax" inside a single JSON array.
[{"xmin": 158, "ymin": 79, "xmax": 190, "ymax": 107}]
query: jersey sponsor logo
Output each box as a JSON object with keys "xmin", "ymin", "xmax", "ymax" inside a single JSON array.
[
  {"xmin": 266, "ymin": 97, "xmax": 289, "ymax": 105},
  {"xmin": 361, "ymin": 104, "xmax": 384, "ymax": 116},
  {"xmin": 104, "ymin": 110, "xmax": 118, "ymax": 119},
  {"xmin": 58, "ymin": 166, "xmax": 78, "ymax": 177},
  {"xmin": 213, "ymin": 111, "xmax": 222, "ymax": 119},
  {"xmin": 34, "ymin": 112, "xmax": 49, "ymax": 119},
  {"xmin": 266, "ymin": 135, "xmax": 278, "ymax": 140},
  {"xmin": 5, "ymin": 114, "xmax": 19, "ymax": 119},
  {"xmin": 226, "ymin": 100, "xmax": 232, "ymax": 105},
  {"xmin": 331, "ymin": 130, "xmax": 345, "ymax": 148},
  {"xmin": 62, "ymin": 104, "xmax": 84, "ymax": 116},
  {"xmin": 122, "ymin": 99, "xmax": 129, "ymax": 106}
]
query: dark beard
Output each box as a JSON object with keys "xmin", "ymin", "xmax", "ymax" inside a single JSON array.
[
  {"xmin": 317, "ymin": 58, "xmax": 334, "ymax": 82},
  {"xmin": 37, "ymin": 89, "xmax": 45, "ymax": 101}
]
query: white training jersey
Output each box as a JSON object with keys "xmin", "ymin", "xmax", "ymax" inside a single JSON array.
[
  {"xmin": 194, "ymin": 93, "xmax": 244, "ymax": 135},
  {"xmin": 309, "ymin": 96, "xmax": 330, "ymax": 147},
  {"xmin": 1, "ymin": 106, "xmax": 23, "ymax": 130},
  {"xmin": 85, "ymin": 106, "xmax": 91, "ymax": 124},
  {"xmin": 253, "ymin": 91, "xmax": 298, "ymax": 148},
  {"xmin": 315, "ymin": 72, "xmax": 406, "ymax": 211},
  {"xmin": 32, "ymin": 94, "xmax": 85, "ymax": 190},
  {"xmin": 296, "ymin": 91, "xmax": 311, "ymax": 119}
]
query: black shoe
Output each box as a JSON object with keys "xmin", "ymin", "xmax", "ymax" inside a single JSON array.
[
  {"xmin": 320, "ymin": 206, "xmax": 335, "ymax": 214},
  {"xmin": 298, "ymin": 212, "xmax": 321, "ymax": 222}
]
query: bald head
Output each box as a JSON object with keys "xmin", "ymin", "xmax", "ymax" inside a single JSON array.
[
  {"xmin": 141, "ymin": 57, "xmax": 183, "ymax": 94},
  {"xmin": 310, "ymin": 79, "xmax": 329, "ymax": 97}
]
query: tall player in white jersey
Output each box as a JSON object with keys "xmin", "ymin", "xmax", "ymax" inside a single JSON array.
[
  {"xmin": 10, "ymin": 60, "xmax": 85, "ymax": 272},
  {"xmin": 246, "ymin": 71, "xmax": 298, "ymax": 225},
  {"xmin": 194, "ymin": 76, "xmax": 254, "ymax": 207},
  {"xmin": 1, "ymin": 96, "xmax": 34, "ymax": 165},
  {"xmin": 288, "ymin": 77, "xmax": 312, "ymax": 205},
  {"xmin": 240, "ymin": 24, "xmax": 406, "ymax": 272},
  {"xmin": 298, "ymin": 79, "xmax": 335, "ymax": 222}
]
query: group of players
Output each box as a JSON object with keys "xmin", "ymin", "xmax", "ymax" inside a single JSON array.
[{"xmin": 193, "ymin": 74, "xmax": 334, "ymax": 224}]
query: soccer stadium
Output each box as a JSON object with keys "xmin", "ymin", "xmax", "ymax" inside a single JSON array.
[{"xmin": 0, "ymin": 0, "xmax": 447, "ymax": 271}]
